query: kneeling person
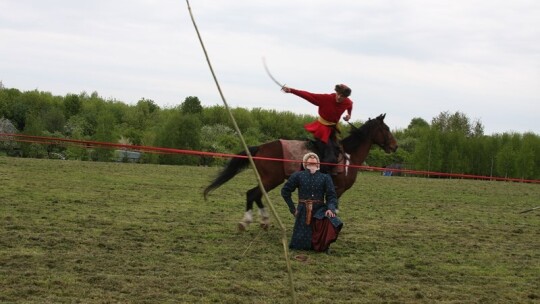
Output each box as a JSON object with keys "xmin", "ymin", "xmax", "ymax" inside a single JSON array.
[{"xmin": 281, "ymin": 152, "xmax": 343, "ymax": 252}]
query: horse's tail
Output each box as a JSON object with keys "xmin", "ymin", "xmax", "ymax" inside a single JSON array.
[{"xmin": 203, "ymin": 146, "xmax": 260, "ymax": 200}]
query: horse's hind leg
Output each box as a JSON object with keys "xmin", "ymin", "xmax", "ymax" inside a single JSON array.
[
  {"xmin": 238, "ymin": 187, "xmax": 258, "ymax": 231},
  {"xmin": 238, "ymin": 205, "xmax": 253, "ymax": 232},
  {"xmin": 248, "ymin": 187, "xmax": 272, "ymax": 230},
  {"xmin": 250, "ymin": 186, "xmax": 276, "ymax": 230},
  {"xmin": 238, "ymin": 186, "xmax": 270, "ymax": 231},
  {"xmin": 238, "ymin": 209, "xmax": 253, "ymax": 231},
  {"xmin": 255, "ymin": 197, "xmax": 270, "ymax": 230}
]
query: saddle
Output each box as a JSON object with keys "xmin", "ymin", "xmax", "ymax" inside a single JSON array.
[{"xmin": 280, "ymin": 139, "xmax": 347, "ymax": 177}]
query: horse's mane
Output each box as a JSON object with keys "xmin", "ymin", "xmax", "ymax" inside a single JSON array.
[{"xmin": 340, "ymin": 117, "xmax": 381, "ymax": 154}]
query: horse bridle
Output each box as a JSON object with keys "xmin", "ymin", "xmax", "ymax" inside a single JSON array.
[
  {"xmin": 347, "ymin": 119, "xmax": 392, "ymax": 151},
  {"xmin": 374, "ymin": 120, "xmax": 392, "ymax": 151},
  {"xmin": 383, "ymin": 128, "xmax": 393, "ymax": 151}
]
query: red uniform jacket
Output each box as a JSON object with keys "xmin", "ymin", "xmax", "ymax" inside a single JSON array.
[{"xmin": 290, "ymin": 89, "xmax": 353, "ymax": 143}]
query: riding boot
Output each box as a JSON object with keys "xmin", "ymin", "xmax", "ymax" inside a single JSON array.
[
  {"xmin": 324, "ymin": 142, "xmax": 338, "ymax": 164},
  {"xmin": 319, "ymin": 164, "xmax": 331, "ymax": 174},
  {"xmin": 320, "ymin": 140, "xmax": 339, "ymax": 174},
  {"xmin": 314, "ymin": 139, "xmax": 326, "ymax": 162}
]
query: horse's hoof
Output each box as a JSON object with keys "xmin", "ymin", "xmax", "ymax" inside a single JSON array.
[
  {"xmin": 260, "ymin": 223, "xmax": 269, "ymax": 230},
  {"xmin": 238, "ymin": 222, "xmax": 247, "ymax": 232}
]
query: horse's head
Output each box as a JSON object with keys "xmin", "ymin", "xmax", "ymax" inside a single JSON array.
[
  {"xmin": 342, "ymin": 113, "xmax": 398, "ymax": 154},
  {"xmin": 370, "ymin": 114, "xmax": 398, "ymax": 153}
]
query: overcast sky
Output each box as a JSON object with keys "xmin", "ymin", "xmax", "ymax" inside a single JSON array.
[{"xmin": 1, "ymin": 0, "xmax": 539, "ymax": 135}]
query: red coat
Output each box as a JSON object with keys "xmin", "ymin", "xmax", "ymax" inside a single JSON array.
[{"xmin": 290, "ymin": 89, "xmax": 353, "ymax": 143}]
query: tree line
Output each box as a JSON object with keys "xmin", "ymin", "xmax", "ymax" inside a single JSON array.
[{"xmin": 0, "ymin": 86, "xmax": 538, "ymax": 180}]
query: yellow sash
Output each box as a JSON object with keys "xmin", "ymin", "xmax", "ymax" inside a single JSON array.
[
  {"xmin": 317, "ymin": 116, "xmax": 336, "ymax": 126},
  {"xmin": 317, "ymin": 116, "xmax": 341, "ymax": 133}
]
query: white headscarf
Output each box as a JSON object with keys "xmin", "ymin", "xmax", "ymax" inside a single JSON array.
[{"xmin": 302, "ymin": 152, "xmax": 320, "ymax": 173}]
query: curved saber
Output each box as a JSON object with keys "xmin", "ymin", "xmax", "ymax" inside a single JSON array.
[{"xmin": 262, "ymin": 57, "xmax": 285, "ymax": 88}]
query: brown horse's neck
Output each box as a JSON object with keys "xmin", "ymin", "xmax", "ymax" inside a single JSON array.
[
  {"xmin": 349, "ymin": 140, "xmax": 373, "ymax": 166},
  {"xmin": 335, "ymin": 140, "xmax": 373, "ymax": 197}
]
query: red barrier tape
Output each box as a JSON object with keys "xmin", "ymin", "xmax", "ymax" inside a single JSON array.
[{"xmin": 1, "ymin": 133, "xmax": 539, "ymax": 184}]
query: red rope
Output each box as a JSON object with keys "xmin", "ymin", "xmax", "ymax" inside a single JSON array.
[{"xmin": 1, "ymin": 133, "xmax": 539, "ymax": 184}]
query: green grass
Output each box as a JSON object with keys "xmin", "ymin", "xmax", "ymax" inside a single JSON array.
[{"xmin": 1, "ymin": 156, "xmax": 539, "ymax": 303}]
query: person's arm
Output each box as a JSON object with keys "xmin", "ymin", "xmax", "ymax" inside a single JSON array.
[
  {"xmin": 324, "ymin": 175, "xmax": 338, "ymax": 215},
  {"xmin": 281, "ymin": 173, "xmax": 300, "ymax": 215},
  {"xmin": 343, "ymin": 100, "xmax": 353, "ymax": 121},
  {"xmin": 282, "ymin": 87, "xmax": 323, "ymax": 106}
]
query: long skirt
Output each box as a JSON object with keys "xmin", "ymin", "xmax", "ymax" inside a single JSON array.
[
  {"xmin": 289, "ymin": 216, "xmax": 342, "ymax": 252},
  {"xmin": 311, "ymin": 218, "xmax": 342, "ymax": 252}
]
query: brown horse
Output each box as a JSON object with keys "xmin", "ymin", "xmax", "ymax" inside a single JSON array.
[{"xmin": 203, "ymin": 114, "xmax": 398, "ymax": 230}]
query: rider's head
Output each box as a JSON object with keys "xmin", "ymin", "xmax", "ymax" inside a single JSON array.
[{"xmin": 335, "ymin": 84, "xmax": 351, "ymax": 98}]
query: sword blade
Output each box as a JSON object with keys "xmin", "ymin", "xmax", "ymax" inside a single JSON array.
[{"xmin": 262, "ymin": 57, "xmax": 284, "ymax": 88}]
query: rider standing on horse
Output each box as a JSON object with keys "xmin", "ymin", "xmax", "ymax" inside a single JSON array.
[{"xmin": 282, "ymin": 84, "xmax": 353, "ymax": 173}]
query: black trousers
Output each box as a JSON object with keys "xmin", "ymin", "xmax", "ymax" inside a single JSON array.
[{"xmin": 316, "ymin": 134, "xmax": 339, "ymax": 173}]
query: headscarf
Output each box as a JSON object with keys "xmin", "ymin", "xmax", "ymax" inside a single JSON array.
[{"xmin": 303, "ymin": 152, "xmax": 320, "ymax": 173}]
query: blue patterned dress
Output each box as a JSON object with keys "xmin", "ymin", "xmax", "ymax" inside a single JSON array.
[{"xmin": 281, "ymin": 170, "xmax": 343, "ymax": 251}]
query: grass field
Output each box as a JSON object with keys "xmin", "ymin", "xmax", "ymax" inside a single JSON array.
[{"xmin": 1, "ymin": 156, "xmax": 539, "ymax": 303}]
